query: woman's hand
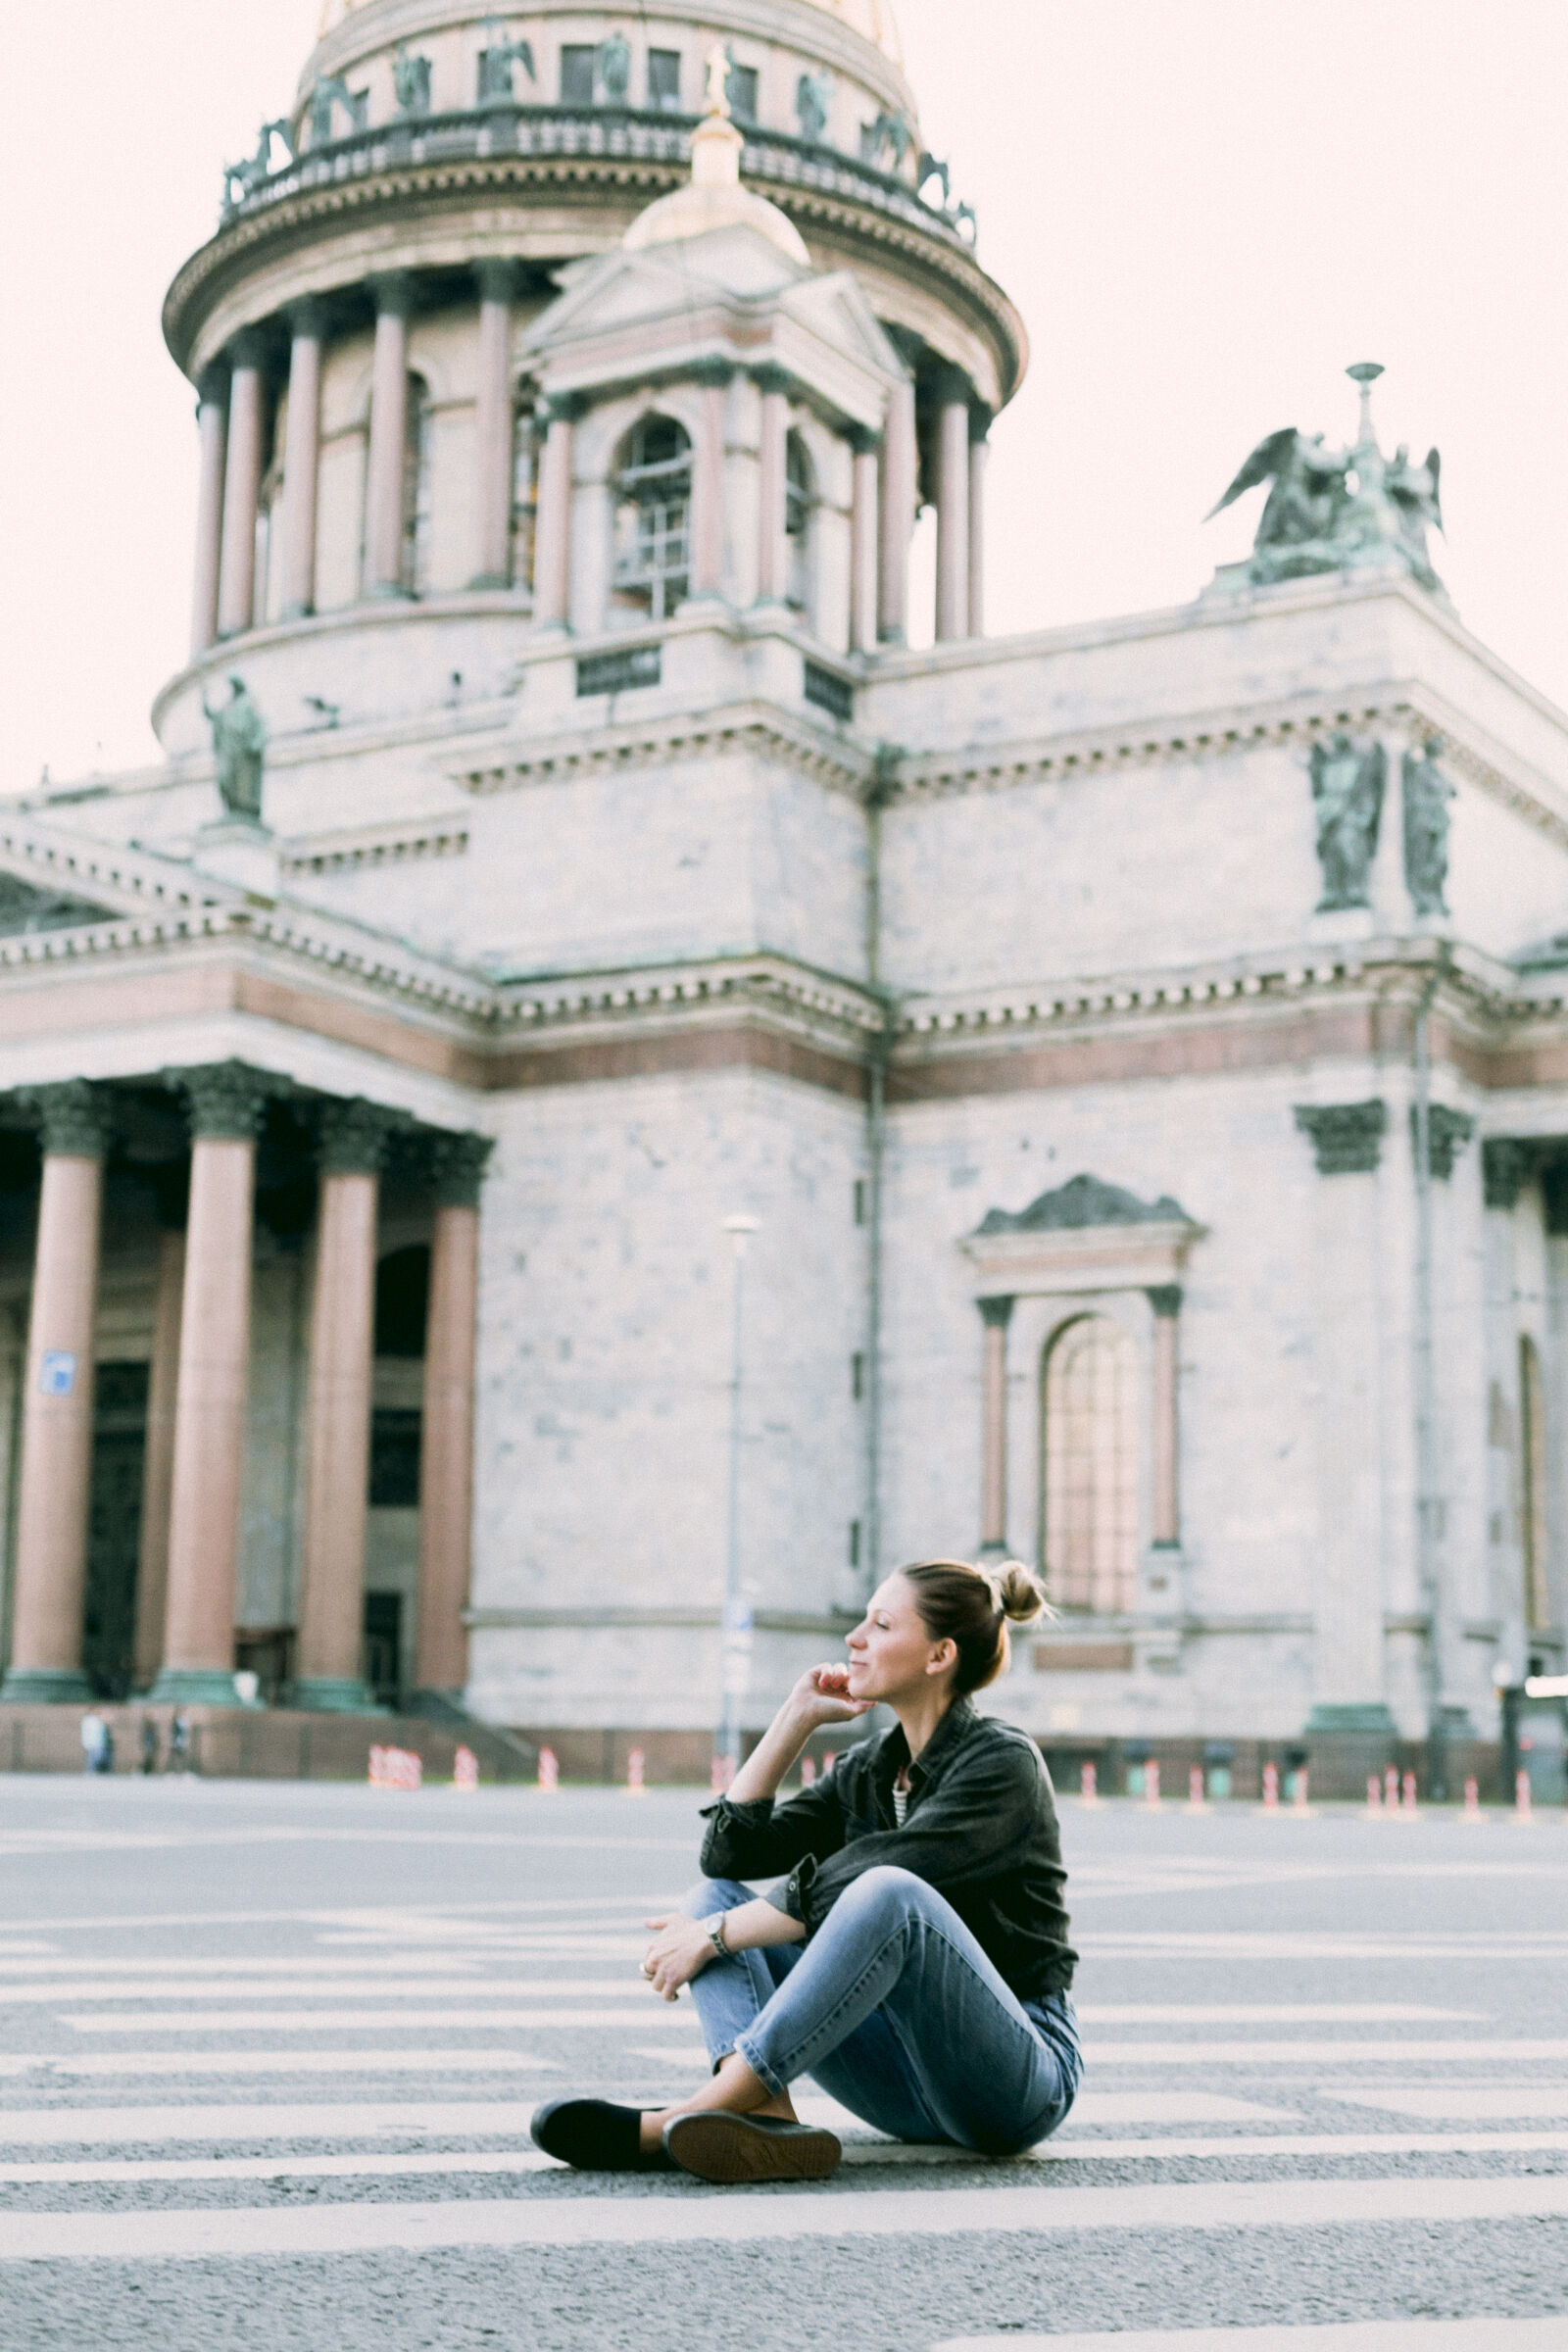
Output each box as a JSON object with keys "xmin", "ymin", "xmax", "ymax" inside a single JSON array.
[
  {"xmin": 640, "ymin": 1913, "xmax": 716, "ymax": 2000},
  {"xmin": 787, "ymin": 1662, "xmax": 877, "ymax": 1731}
]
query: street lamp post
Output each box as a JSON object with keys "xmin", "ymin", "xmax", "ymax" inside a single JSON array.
[{"xmin": 718, "ymin": 1214, "xmax": 759, "ymax": 1778}]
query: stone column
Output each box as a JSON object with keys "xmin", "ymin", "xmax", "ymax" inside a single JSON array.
[
  {"xmin": 217, "ymin": 331, "xmax": 269, "ymax": 638},
  {"xmin": 152, "ymin": 1063, "xmax": 274, "ymax": 1707},
  {"xmin": 532, "ymin": 395, "xmax": 581, "ymax": 627},
  {"xmin": 0, "ymin": 1084, "xmax": 111, "ymax": 1703},
  {"xmin": 280, "ymin": 298, "xmax": 327, "ymax": 619},
  {"xmin": 754, "ymin": 368, "xmax": 790, "ymax": 606},
  {"xmin": 132, "ymin": 1189, "xmax": 188, "ymax": 1691},
  {"xmin": 850, "ymin": 426, "xmax": 881, "ymax": 655},
  {"xmin": 978, "ymin": 1296, "xmax": 1014, "ymax": 1558},
  {"xmin": 416, "ymin": 1135, "xmax": 495, "ymax": 1695},
  {"xmin": 295, "ymin": 1102, "xmax": 401, "ymax": 1712},
  {"xmin": 1147, "ymin": 1286, "xmax": 1182, "ymax": 1548},
  {"xmin": 967, "ymin": 416, "xmax": 991, "ymax": 640},
  {"xmin": 189, "ymin": 366, "xmax": 230, "ymax": 660},
  {"xmin": 365, "ymin": 273, "xmax": 417, "ymax": 598},
  {"xmin": 690, "ymin": 366, "xmax": 732, "ymax": 601},
  {"xmin": 878, "ymin": 374, "xmax": 916, "ymax": 645},
  {"xmin": 471, "ymin": 260, "xmax": 520, "ymax": 588},
  {"xmin": 934, "ymin": 373, "xmax": 971, "ymax": 643}
]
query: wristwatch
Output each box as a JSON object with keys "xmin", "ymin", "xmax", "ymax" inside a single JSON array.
[{"xmin": 704, "ymin": 1913, "xmax": 730, "ymax": 1961}]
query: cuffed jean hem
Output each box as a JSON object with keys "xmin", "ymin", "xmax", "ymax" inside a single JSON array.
[{"xmin": 731, "ymin": 2032, "xmax": 789, "ymax": 2100}]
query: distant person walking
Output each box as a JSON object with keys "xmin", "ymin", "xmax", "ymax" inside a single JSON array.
[
  {"xmin": 169, "ymin": 1712, "xmax": 192, "ymax": 1775},
  {"xmin": 533, "ymin": 1558, "xmax": 1080, "ymax": 2182},
  {"xmin": 79, "ymin": 1713, "xmax": 113, "ymax": 1775},
  {"xmin": 139, "ymin": 1718, "xmax": 160, "ymax": 1776}
]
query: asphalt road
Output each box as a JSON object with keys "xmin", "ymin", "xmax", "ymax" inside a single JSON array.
[{"xmin": 2, "ymin": 1772, "xmax": 1567, "ymax": 2352}]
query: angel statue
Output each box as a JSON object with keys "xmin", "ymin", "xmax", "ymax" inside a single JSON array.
[
  {"xmin": 1206, "ymin": 428, "xmax": 1350, "ymax": 566},
  {"xmin": 1308, "ymin": 734, "xmax": 1384, "ymax": 912},
  {"xmin": 1386, "ymin": 444, "xmax": 1444, "ymax": 585},
  {"xmin": 203, "ymin": 677, "xmax": 267, "ymax": 824}
]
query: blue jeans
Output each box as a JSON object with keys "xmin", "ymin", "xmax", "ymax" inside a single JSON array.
[{"xmin": 682, "ymin": 1866, "xmax": 1081, "ymax": 2156}]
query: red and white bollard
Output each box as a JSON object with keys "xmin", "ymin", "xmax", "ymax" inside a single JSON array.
[
  {"xmin": 1188, "ymin": 1764, "xmax": 1207, "ymax": 1812},
  {"xmin": 1293, "ymin": 1767, "xmax": 1310, "ymax": 1816},
  {"xmin": 1261, "ymin": 1761, "xmax": 1280, "ymax": 1812},
  {"xmin": 1080, "ymin": 1760, "xmax": 1099, "ymax": 1806},
  {"xmin": 1461, "ymin": 1776, "xmax": 1480, "ymax": 1821},
  {"xmin": 822, "ymin": 1752, "xmax": 837, "ymax": 1776},
  {"xmin": 453, "ymin": 1744, "xmax": 478, "ymax": 1792},
  {"xmin": 1366, "ymin": 1774, "xmax": 1383, "ymax": 1814},
  {"xmin": 625, "ymin": 1746, "xmax": 646, "ymax": 1797},
  {"xmin": 1402, "ymin": 1771, "xmax": 1418, "ymax": 1814},
  {"xmin": 800, "ymin": 1756, "xmax": 816, "ymax": 1788},
  {"xmin": 1384, "ymin": 1766, "xmax": 1399, "ymax": 1811},
  {"xmin": 710, "ymin": 1751, "xmax": 732, "ymax": 1794},
  {"xmin": 1516, "ymin": 1769, "xmax": 1534, "ymax": 1823},
  {"xmin": 1144, "ymin": 1758, "xmax": 1161, "ymax": 1809},
  {"xmin": 538, "ymin": 1745, "xmax": 559, "ymax": 1793}
]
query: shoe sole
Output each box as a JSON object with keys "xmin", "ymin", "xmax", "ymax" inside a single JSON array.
[{"xmin": 664, "ymin": 2114, "xmax": 842, "ymax": 2184}]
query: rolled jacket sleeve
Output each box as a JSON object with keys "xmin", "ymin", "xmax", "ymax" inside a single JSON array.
[{"xmin": 699, "ymin": 1780, "xmax": 846, "ymax": 1886}]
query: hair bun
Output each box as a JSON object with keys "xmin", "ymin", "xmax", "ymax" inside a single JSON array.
[{"xmin": 992, "ymin": 1560, "xmax": 1048, "ymax": 1626}]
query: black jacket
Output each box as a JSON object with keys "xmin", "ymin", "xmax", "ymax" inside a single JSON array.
[{"xmin": 700, "ymin": 1697, "xmax": 1077, "ymax": 2001}]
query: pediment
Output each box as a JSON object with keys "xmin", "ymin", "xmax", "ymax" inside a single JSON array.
[
  {"xmin": 527, "ymin": 228, "xmax": 802, "ymax": 354},
  {"xmin": 962, "ymin": 1173, "xmax": 1204, "ymax": 1298},
  {"xmin": 0, "ymin": 868, "xmax": 116, "ymax": 940}
]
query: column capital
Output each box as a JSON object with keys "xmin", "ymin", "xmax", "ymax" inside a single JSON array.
[
  {"xmin": 1414, "ymin": 1102, "xmax": 1475, "ymax": 1183},
  {"xmin": 474, "ymin": 257, "xmax": 523, "ymax": 304},
  {"xmin": 847, "ymin": 421, "xmax": 882, "ymax": 457},
  {"xmin": 969, "ymin": 404, "xmax": 994, "ymax": 445},
  {"xmin": 543, "ymin": 389, "xmax": 591, "ymax": 426},
  {"xmin": 932, "ymin": 363, "xmax": 974, "ymax": 409},
  {"xmin": 226, "ymin": 326, "xmax": 270, "ymax": 373},
  {"xmin": 166, "ymin": 1060, "xmax": 284, "ymax": 1143},
  {"xmin": 977, "ymin": 1294, "xmax": 1015, "ymax": 1329},
  {"xmin": 1146, "ymin": 1285, "xmax": 1183, "ymax": 1319},
  {"xmin": 425, "ymin": 1130, "xmax": 496, "ymax": 1208},
  {"xmin": 752, "ymin": 363, "xmax": 792, "ymax": 398},
  {"xmin": 286, "ymin": 294, "xmax": 331, "ymax": 341},
  {"xmin": 1483, "ymin": 1138, "xmax": 1533, "ymax": 1211},
  {"xmin": 369, "ymin": 270, "xmax": 419, "ymax": 319},
  {"xmin": 195, "ymin": 362, "xmax": 230, "ymax": 409},
  {"xmin": 690, "ymin": 359, "xmax": 737, "ymax": 390},
  {"xmin": 317, "ymin": 1096, "xmax": 410, "ymax": 1178},
  {"xmin": 1293, "ymin": 1100, "xmax": 1387, "ymax": 1176},
  {"xmin": 17, "ymin": 1080, "xmax": 112, "ymax": 1160}
]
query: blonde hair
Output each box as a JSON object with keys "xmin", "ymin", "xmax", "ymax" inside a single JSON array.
[{"xmin": 898, "ymin": 1558, "xmax": 1052, "ymax": 1694}]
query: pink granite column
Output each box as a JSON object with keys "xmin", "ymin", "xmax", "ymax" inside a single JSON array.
[
  {"xmin": 152, "ymin": 1063, "xmax": 272, "ymax": 1706},
  {"xmin": 967, "ymin": 417, "xmax": 990, "ymax": 640},
  {"xmin": 689, "ymin": 368, "xmax": 731, "ymax": 600},
  {"xmin": 132, "ymin": 1196, "xmax": 186, "ymax": 1691},
  {"xmin": 416, "ymin": 1135, "xmax": 493, "ymax": 1695},
  {"xmin": 280, "ymin": 298, "xmax": 327, "ymax": 618},
  {"xmin": 531, "ymin": 397, "xmax": 580, "ymax": 627},
  {"xmin": 1, "ymin": 1085, "xmax": 110, "ymax": 1703},
  {"xmin": 471, "ymin": 260, "xmax": 520, "ymax": 588},
  {"xmin": 365, "ymin": 273, "xmax": 417, "ymax": 598},
  {"xmin": 850, "ymin": 425, "xmax": 881, "ymax": 655},
  {"xmin": 878, "ymin": 374, "xmax": 916, "ymax": 645},
  {"xmin": 295, "ymin": 1102, "xmax": 401, "ymax": 1710},
  {"xmin": 978, "ymin": 1295, "xmax": 1014, "ymax": 1559},
  {"xmin": 217, "ymin": 332, "xmax": 269, "ymax": 638},
  {"xmin": 1148, "ymin": 1286, "xmax": 1182, "ymax": 1548},
  {"xmin": 935, "ymin": 374, "xmax": 971, "ymax": 643},
  {"xmin": 754, "ymin": 368, "xmax": 790, "ymax": 606},
  {"xmin": 189, "ymin": 367, "xmax": 230, "ymax": 659}
]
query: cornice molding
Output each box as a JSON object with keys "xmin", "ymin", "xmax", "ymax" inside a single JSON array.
[{"xmin": 448, "ymin": 698, "xmax": 874, "ymax": 800}]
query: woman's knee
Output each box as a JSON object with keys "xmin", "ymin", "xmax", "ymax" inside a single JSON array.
[{"xmin": 835, "ymin": 1864, "xmax": 935, "ymax": 1922}]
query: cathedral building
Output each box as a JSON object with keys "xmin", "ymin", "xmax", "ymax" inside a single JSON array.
[{"xmin": 3, "ymin": 0, "xmax": 1567, "ymax": 1793}]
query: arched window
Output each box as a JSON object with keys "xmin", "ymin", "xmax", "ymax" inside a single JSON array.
[
  {"xmin": 511, "ymin": 393, "xmax": 538, "ymax": 592},
  {"xmin": 785, "ymin": 431, "xmax": 813, "ymax": 614},
  {"xmin": 1520, "ymin": 1334, "xmax": 1549, "ymax": 1633},
  {"xmin": 402, "ymin": 374, "xmax": 434, "ymax": 595},
  {"xmin": 613, "ymin": 414, "xmax": 692, "ymax": 620},
  {"xmin": 1041, "ymin": 1314, "xmax": 1140, "ymax": 1615}
]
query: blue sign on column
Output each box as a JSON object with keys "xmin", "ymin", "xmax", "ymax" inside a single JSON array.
[{"xmin": 39, "ymin": 1351, "xmax": 77, "ymax": 1396}]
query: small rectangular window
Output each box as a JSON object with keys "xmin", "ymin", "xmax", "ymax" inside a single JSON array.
[
  {"xmin": 577, "ymin": 646, "xmax": 662, "ymax": 697},
  {"xmin": 849, "ymin": 1520, "xmax": 861, "ymax": 1570},
  {"xmin": 560, "ymin": 46, "xmax": 595, "ymax": 105},
  {"xmin": 854, "ymin": 1178, "xmax": 867, "ymax": 1226},
  {"xmin": 852, "ymin": 1352, "xmax": 865, "ymax": 1402},
  {"xmin": 648, "ymin": 49, "xmax": 681, "ymax": 112},
  {"xmin": 805, "ymin": 661, "xmax": 854, "ymax": 722},
  {"xmin": 726, "ymin": 62, "xmax": 759, "ymax": 122}
]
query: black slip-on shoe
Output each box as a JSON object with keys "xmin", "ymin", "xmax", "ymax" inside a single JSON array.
[
  {"xmin": 662, "ymin": 2111, "xmax": 842, "ymax": 2184},
  {"xmin": 529, "ymin": 2098, "xmax": 669, "ymax": 2171}
]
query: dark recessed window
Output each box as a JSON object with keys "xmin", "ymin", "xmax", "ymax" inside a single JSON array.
[
  {"xmin": 849, "ymin": 1520, "xmax": 861, "ymax": 1570},
  {"xmin": 648, "ymin": 49, "xmax": 681, "ymax": 111},
  {"xmin": 369, "ymin": 1409, "xmax": 423, "ymax": 1508},
  {"xmin": 374, "ymin": 1246, "xmax": 430, "ymax": 1359},
  {"xmin": 804, "ymin": 661, "xmax": 854, "ymax": 723},
  {"xmin": 577, "ymin": 646, "xmax": 662, "ymax": 697},
  {"xmin": 560, "ymin": 46, "xmax": 595, "ymax": 105},
  {"xmin": 726, "ymin": 62, "xmax": 759, "ymax": 122}
]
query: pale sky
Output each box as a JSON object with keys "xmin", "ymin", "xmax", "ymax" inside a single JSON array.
[{"xmin": 3, "ymin": 2, "xmax": 1565, "ymax": 790}]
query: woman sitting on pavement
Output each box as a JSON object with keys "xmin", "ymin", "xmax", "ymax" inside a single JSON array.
[{"xmin": 531, "ymin": 1556, "xmax": 1081, "ymax": 2184}]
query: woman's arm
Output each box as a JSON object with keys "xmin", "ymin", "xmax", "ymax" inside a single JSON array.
[
  {"xmin": 697, "ymin": 1663, "xmax": 873, "ymax": 1881},
  {"xmin": 726, "ymin": 1664, "xmax": 866, "ymax": 1802},
  {"xmin": 641, "ymin": 1894, "xmax": 803, "ymax": 2000}
]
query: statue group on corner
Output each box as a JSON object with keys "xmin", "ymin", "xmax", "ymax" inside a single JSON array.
[{"xmin": 1207, "ymin": 365, "xmax": 1445, "ymax": 595}]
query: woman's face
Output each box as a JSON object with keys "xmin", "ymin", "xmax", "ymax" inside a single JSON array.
[{"xmin": 844, "ymin": 1575, "xmax": 954, "ymax": 1703}]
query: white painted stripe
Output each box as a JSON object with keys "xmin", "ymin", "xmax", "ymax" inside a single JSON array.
[
  {"xmin": 314, "ymin": 1938, "xmax": 647, "ymax": 1958},
  {"xmin": 0, "ymin": 2099, "xmax": 548, "ymax": 2147},
  {"xmin": 7, "ymin": 2049, "xmax": 562, "ymax": 2080},
  {"xmin": 64, "ymin": 2004, "xmax": 696, "ymax": 2033},
  {"xmin": 3, "ymin": 1977, "xmax": 597, "ymax": 2006},
  {"xmin": 14, "ymin": 2128, "xmax": 1568, "ymax": 2187},
  {"xmin": 0, "ymin": 1943, "xmax": 56, "ymax": 1957},
  {"xmin": 1329, "ymin": 2085, "xmax": 1568, "ymax": 2120},
  {"xmin": 1, "ymin": 1893, "xmax": 682, "ymax": 1936},
  {"xmin": 1081, "ymin": 2039, "xmax": 1568, "ymax": 2065},
  {"xmin": 1073, "ymin": 2006, "xmax": 1480, "ymax": 2025},
  {"xmin": 1081, "ymin": 1936, "xmax": 1568, "ymax": 1961},
  {"xmin": 7, "ymin": 2174, "xmax": 1568, "ymax": 2261},
  {"xmin": 932, "ymin": 2324, "xmax": 1568, "ymax": 2352},
  {"xmin": 0, "ymin": 1961, "xmax": 489, "ymax": 1985}
]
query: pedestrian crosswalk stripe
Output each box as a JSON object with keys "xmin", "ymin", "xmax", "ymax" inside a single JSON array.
[
  {"xmin": 931, "ymin": 2323, "xmax": 1568, "ymax": 2352},
  {"xmin": 6, "ymin": 2174, "xmax": 1568, "ymax": 2262},
  {"xmin": 0, "ymin": 2099, "xmax": 550, "ymax": 2146},
  {"xmin": 1080, "ymin": 2038, "xmax": 1568, "ymax": 2066},
  {"xmin": 4, "ymin": 2048, "xmax": 563, "ymax": 2080},
  {"xmin": 63, "ymin": 2005, "xmax": 701, "ymax": 2033},
  {"xmin": 1327, "ymin": 2085, "xmax": 1568, "ymax": 2119},
  {"xmin": 3, "ymin": 1977, "xmax": 604, "ymax": 2006},
  {"xmin": 1071, "ymin": 2005, "xmax": 1481, "ymax": 2025}
]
